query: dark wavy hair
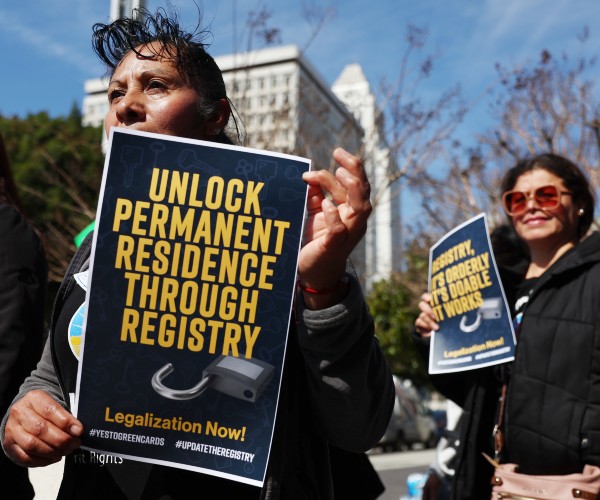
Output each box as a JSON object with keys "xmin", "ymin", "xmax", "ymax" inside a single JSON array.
[
  {"xmin": 92, "ymin": 6, "xmax": 240, "ymax": 144},
  {"xmin": 501, "ymin": 153, "xmax": 595, "ymax": 238},
  {"xmin": 0, "ymin": 134, "xmax": 23, "ymax": 211}
]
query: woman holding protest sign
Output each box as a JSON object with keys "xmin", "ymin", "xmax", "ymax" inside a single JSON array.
[
  {"xmin": 1, "ymin": 6, "xmax": 393, "ymax": 499},
  {"xmin": 414, "ymin": 153, "xmax": 600, "ymax": 499}
]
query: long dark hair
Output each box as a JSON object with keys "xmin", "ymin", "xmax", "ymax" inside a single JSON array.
[
  {"xmin": 0, "ymin": 134, "xmax": 24, "ymax": 212},
  {"xmin": 91, "ymin": 6, "xmax": 241, "ymax": 144},
  {"xmin": 501, "ymin": 153, "xmax": 595, "ymax": 238}
]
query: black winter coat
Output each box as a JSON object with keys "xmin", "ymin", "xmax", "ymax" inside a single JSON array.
[
  {"xmin": 0, "ymin": 204, "xmax": 47, "ymax": 500},
  {"xmin": 416, "ymin": 231, "xmax": 600, "ymax": 499}
]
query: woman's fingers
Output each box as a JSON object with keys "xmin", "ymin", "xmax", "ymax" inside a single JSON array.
[
  {"xmin": 415, "ymin": 293, "xmax": 440, "ymax": 336},
  {"xmin": 3, "ymin": 390, "xmax": 82, "ymax": 466}
]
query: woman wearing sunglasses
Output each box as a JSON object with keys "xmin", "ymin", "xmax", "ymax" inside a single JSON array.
[{"xmin": 415, "ymin": 153, "xmax": 599, "ymax": 499}]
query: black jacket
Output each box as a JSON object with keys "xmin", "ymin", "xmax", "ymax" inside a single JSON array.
[
  {"xmin": 0, "ymin": 204, "xmax": 47, "ymax": 500},
  {"xmin": 416, "ymin": 231, "xmax": 600, "ymax": 499},
  {"xmin": 0, "ymin": 205, "xmax": 47, "ymax": 416}
]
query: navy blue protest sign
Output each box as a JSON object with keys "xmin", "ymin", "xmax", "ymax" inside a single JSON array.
[
  {"xmin": 428, "ymin": 213, "xmax": 516, "ymax": 374},
  {"xmin": 75, "ymin": 128, "xmax": 309, "ymax": 486}
]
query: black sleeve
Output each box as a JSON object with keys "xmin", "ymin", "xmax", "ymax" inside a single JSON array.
[{"xmin": 0, "ymin": 204, "xmax": 47, "ymax": 414}]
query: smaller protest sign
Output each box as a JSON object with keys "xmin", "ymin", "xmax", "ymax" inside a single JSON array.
[{"xmin": 428, "ymin": 213, "xmax": 516, "ymax": 374}]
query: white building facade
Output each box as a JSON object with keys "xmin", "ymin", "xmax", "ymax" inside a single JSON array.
[
  {"xmin": 215, "ymin": 45, "xmax": 367, "ymax": 283},
  {"xmin": 216, "ymin": 46, "xmax": 363, "ymax": 171},
  {"xmin": 332, "ymin": 64, "xmax": 402, "ymax": 286}
]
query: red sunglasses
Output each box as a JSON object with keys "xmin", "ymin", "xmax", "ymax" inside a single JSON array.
[{"xmin": 502, "ymin": 184, "xmax": 572, "ymax": 216}]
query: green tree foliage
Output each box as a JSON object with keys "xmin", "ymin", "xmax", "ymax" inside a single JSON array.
[
  {"xmin": 0, "ymin": 108, "xmax": 103, "ymax": 282},
  {"xmin": 366, "ymin": 234, "xmax": 436, "ymax": 387},
  {"xmin": 367, "ymin": 272, "xmax": 429, "ymax": 387}
]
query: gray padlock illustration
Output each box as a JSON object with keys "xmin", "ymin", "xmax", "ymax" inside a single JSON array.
[
  {"xmin": 459, "ymin": 297, "xmax": 503, "ymax": 333},
  {"xmin": 151, "ymin": 355, "xmax": 274, "ymax": 402}
]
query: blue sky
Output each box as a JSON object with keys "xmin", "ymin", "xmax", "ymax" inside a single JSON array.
[{"xmin": 1, "ymin": 0, "xmax": 599, "ymax": 148}]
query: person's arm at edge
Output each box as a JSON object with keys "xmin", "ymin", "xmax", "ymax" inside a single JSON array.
[
  {"xmin": 295, "ymin": 262, "xmax": 395, "ymax": 452},
  {"xmin": 1, "ymin": 337, "xmax": 81, "ymax": 466},
  {"xmin": 0, "ymin": 206, "xmax": 35, "ymax": 401},
  {"xmin": 1, "ymin": 337, "xmax": 64, "ymax": 442}
]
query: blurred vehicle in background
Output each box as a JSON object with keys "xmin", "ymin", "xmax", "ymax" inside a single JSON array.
[
  {"xmin": 418, "ymin": 399, "xmax": 464, "ymax": 500},
  {"xmin": 378, "ymin": 376, "xmax": 438, "ymax": 452},
  {"xmin": 430, "ymin": 409, "xmax": 448, "ymax": 443}
]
